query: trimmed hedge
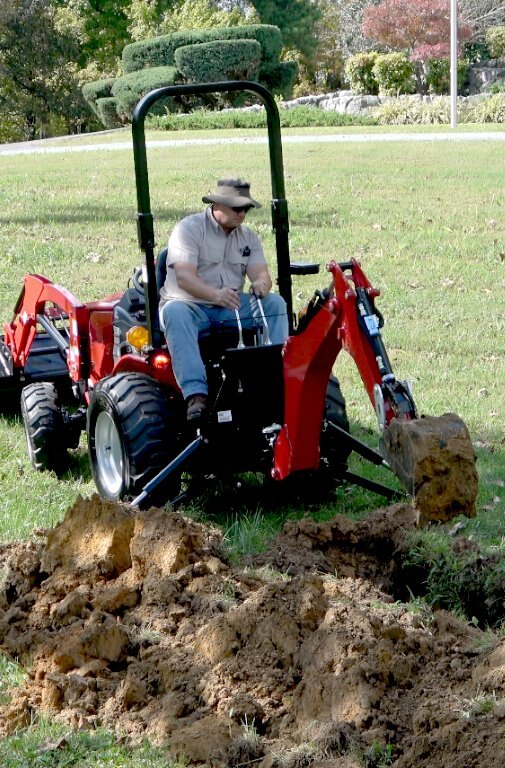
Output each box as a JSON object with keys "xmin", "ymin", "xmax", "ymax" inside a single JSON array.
[
  {"xmin": 112, "ymin": 66, "xmax": 179, "ymax": 118},
  {"xmin": 122, "ymin": 24, "xmax": 282, "ymax": 73},
  {"xmin": 259, "ymin": 61, "xmax": 298, "ymax": 98},
  {"xmin": 95, "ymin": 97, "xmax": 122, "ymax": 128},
  {"xmin": 174, "ymin": 39, "xmax": 261, "ymax": 83},
  {"xmin": 82, "ymin": 78, "xmax": 115, "ymax": 113}
]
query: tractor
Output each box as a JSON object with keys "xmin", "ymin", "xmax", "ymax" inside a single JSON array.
[{"xmin": 0, "ymin": 81, "xmax": 477, "ymax": 519}]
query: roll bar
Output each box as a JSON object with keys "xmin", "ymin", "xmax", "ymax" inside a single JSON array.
[{"xmin": 131, "ymin": 81, "xmax": 293, "ymax": 347}]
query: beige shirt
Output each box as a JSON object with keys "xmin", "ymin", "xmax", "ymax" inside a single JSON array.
[{"xmin": 159, "ymin": 207, "xmax": 266, "ymax": 307}]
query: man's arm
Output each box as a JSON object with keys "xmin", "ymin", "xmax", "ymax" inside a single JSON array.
[
  {"xmin": 247, "ymin": 262, "xmax": 273, "ymax": 298},
  {"xmin": 173, "ymin": 263, "xmax": 240, "ymax": 309}
]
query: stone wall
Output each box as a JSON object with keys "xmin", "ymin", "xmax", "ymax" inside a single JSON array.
[{"xmin": 468, "ymin": 60, "xmax": 505, "ymax": 94}]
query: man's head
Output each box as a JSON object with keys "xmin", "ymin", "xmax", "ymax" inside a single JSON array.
[{"xmin": 203, "ymin": 177, "xmax": 261, "ymax": 231}]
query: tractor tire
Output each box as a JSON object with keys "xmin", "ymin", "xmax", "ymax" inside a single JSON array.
[
  {"xmin": 87, "ymin": 372, "xmax": 181, "ymax": 505},
  {"xmin": 265, "ymin": 375, "xmax": 351, "ymax": 504},
  {"xmin": 320, "ymin": 374, "xmax": 352, "ymax": 476},
  {"xmin": 21, "ymin": 382, "xmax": 68, "ymax": 472}
]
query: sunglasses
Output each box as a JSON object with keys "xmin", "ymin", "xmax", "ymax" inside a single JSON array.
[{"xmin": 231, "ymin": 205, "xmax": 253, "ymax": 214}]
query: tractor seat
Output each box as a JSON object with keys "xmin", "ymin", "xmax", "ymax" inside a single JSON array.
[{"xmin": 155, "ymin": 246, "xmax": 169, "ymax": 296}]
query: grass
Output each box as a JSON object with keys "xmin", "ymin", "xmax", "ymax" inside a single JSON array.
[
  {"xmin": 0, "ymin": 718, "xmax": 185, "ymax": 767},
  {"xmin": 0, "ymin": 126, "xmax": 504, "ymax": 757}
]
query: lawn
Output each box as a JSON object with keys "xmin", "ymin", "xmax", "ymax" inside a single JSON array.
[{"xmin": 0, "ymin": 123, "xmax": 504, "ymax": 764}]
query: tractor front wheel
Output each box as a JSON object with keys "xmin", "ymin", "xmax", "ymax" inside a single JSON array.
[
  {"xmin": 21, "ymin": 382, "xmax": 68, "ymax": 472},
  {"xmin": 87, "ymin": 373, "xmax": 181, "ymax": 505}
]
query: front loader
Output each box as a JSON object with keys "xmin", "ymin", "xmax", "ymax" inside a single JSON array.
[{"xmin": 0, "ymin": 81, "xmax": 478, "ymax": 523}]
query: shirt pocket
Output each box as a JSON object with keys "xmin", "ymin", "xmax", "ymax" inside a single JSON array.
[{"xmin": 227, "ymin": 248, "xmax": 249, "ymax": 275}]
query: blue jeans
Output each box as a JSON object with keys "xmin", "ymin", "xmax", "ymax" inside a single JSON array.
[{"xmin": 160, "ymin": 292, "xmax": 289, "ymax": 399}]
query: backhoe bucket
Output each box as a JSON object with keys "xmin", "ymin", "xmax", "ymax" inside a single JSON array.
[{"xmin": 381, "ymin": 413, "xmax": 478, "ymax": 527}]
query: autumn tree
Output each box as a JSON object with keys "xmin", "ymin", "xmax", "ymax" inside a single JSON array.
[{"xmin": 362, "ymin": 0, "xmax": 474, "ymax": 62}]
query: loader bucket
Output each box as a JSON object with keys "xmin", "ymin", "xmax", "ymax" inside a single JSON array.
[{"xmin": 381, "ymin": 413, "xmax": 478, "ymax": 527}]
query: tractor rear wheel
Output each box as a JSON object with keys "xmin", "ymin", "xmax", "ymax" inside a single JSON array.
[
  {"xmin": 87, "ymin": 373, "xmax": 181, "ymax": 505},
  {"xmin": 21, "ymin": 382, "xmax": 68, "ymax": 472},
  {"xmin": 320, "ymin": 374, "xmax": 352, "ymax": 476}
]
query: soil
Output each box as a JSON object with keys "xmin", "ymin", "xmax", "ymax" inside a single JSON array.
[{"xmin": 1, "ymin": 494, "xmax": 504, "ymax": 767}]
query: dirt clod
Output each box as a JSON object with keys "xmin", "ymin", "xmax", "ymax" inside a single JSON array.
[
  {"xmin": 1, "ymin": 494, "xmax": 504, "ymax": 767},
  {"xmin": 381, "ymin": 413, "xmax": 478, "ymax": 526}
]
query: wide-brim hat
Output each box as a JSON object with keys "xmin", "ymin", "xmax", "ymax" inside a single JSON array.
[{"xmin": 202, "ymin": 178, "xmax": 262, "ymax": 208}]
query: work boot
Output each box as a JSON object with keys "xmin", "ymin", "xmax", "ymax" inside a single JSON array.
[{"xmin": 186, "ymin": 394, "xmax": 207, "ymax": 422}]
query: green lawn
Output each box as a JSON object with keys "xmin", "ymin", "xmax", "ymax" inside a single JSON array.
[
  {"xmin": 1, "ymin": 124, "xmax": 504, "ymax": 765},
  {"xmin": 0, "ymin": 129, "xmax": 503, "ymax": 562}
]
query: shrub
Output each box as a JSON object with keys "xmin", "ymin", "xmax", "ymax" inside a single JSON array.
[
  {"xmin": 0, "ymin": 111, "xmax": 25, "ymax": 142},
  {"xmin": 258, "ymin": 61, "xmax": 298, "ymax": 97},
  {"xmin": 146, "ymin": 105, "xmax": 377, "ymax": 131},
  {"xmin": 95, "ymin": 97, "xmax": 122, "ymax": 128},
  {"xmin": 345, "ymin": 52, "xmax": 379, "ymax": 94},
  {"xmin": 82, "ymin": 78, "xmax": 115, "ymax": 116},
  {"xmin": 486, "ymin": 25, "xmax": 505, "ymax": 58},
  {"xmin": 122, "ymin": 24, "xmax": 282, "ymax": 73},
  {"xmin": 373, "ymin": 97, "xmax": 417, "ymax": 124},
  {"xmin": 466, "ymin": 93, "xmax": 505, "ymax": 122},
  {"xmin": 174, "ymin": 39, "xmax": 261, "ymax": 83},
  {"xmin": 112, "ymin": 66, "xmax": 179, "ymax": 120},
  {"xmin": 425, "ymin": 58, "xmax": 468, "ymax": 95},
  {"xmin": 373, "ymin": 52, "xmax": 415, "ymax": 95}
]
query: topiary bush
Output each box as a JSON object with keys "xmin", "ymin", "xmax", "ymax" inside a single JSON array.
[
  {"xmin": 486, "ymin": 25, "xmax": 505, "ymax": 58},
  {"xmin": 345, "ymin": 52, "xmax": 379, "ymax": 95},
  {"xmin": 259, "ymin": 61, "xmax": 298, "ymax": 98},
  {"xmin": 122, "ymin": 24, "xmax": 282, "ymax": 73},
  {"xmin": 95, "ymin": 97, "xmax": 122, "ymax": 128},
  {"xmin": 373, "ymin": 53, "xmax": 415, "ymax": 96},
  {"xmin": 82, "ymin": 78, "xmax": 115, "ymax": 117},
  {"xmin": 174, "ymin": 39, "xmax": 261, "ymax": 83},
  {"xmin": 112, "ymin": 66, "xmax": 179, "ymax": 119}
]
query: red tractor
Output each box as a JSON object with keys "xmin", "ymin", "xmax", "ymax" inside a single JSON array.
[{"xmin": 0, "ymin": 82, "xmax": 477, "ymax": 516}]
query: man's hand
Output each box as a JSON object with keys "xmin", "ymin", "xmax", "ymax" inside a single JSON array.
[
  {"xmin": 214, "ymin": 287, "xmax": 241, "ymax": 309},
  {"xmin": 249, "ymin": 278, "xmax": 270, "ymax": 298}
]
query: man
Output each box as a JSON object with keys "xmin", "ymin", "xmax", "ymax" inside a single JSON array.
[{"xmin": 159, "ymin": 177, "xmax": 289, "ymax": 421}]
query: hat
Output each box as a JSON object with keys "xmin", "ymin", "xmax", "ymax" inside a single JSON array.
[{"xmin": 202, "ymin": 178, "xmax": 262, "ymax": 209}]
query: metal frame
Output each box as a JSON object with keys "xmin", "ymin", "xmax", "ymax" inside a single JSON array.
[{"xmin": 131, "ymin": 80, "xmax": 293, "ymax": 347}]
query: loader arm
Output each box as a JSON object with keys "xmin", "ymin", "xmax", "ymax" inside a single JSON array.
[{"xmin": 3, "ymin": 274, "xmax": 90, "ymax": 382}]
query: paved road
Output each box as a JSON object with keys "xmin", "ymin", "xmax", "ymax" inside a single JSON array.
[{"xmin": 1, "ymin": 130, "xmax": 505, "ymax": 157}]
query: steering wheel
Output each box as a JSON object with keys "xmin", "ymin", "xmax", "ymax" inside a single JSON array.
[{"xmin": 132, "ymin": 266, "xmax": 145, "ymax": 295}]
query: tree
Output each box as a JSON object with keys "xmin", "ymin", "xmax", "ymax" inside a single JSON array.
[
  {"xmin": 250, "ymin": 0, "xmax": 322, "ymax": 59},
  {"xmin": 0, "ymin": 0, "xmax": 85, "ymax": 138},
  {"xmin": 362, "ymin": 0, "xmax": 474, "ymax": 62},
  {"xmin": 332, "ymin": 0, "xmax": 375, "ymax": 61},
  {"xmin": 460, "ymin": 0, "xmax": 505, "ymax": 41},
  {"xmin": 53, "ymin": 0, "xmax": 133, "ymax": 71}
]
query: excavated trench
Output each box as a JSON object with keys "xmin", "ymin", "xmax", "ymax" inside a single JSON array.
[{"xmin": 1, "ymin": 495, "xmax": 504, "ymax": 768}]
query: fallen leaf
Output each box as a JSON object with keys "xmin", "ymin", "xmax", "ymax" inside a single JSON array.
[{"xmin": 39, "ymin": 736, "xmax": 69, "ymax": 754}]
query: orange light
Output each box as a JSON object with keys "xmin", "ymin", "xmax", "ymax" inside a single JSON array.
[{"xmin": 126, "ymin": 325, "xmax": 149, "ymax": 351}]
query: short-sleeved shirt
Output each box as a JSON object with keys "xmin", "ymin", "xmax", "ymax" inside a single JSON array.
[{"xmin": 159, "ymin": 207, "xmax": 266, "ymax": 307}]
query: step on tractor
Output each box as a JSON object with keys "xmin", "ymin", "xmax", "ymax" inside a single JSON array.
[{"xmin": 0, "ymin": 82, "xmax": 478, "ymax": 522}]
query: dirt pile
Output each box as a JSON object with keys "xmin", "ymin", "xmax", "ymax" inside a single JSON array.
[{"xmin": 1, "ymin": 495, "xmax": 504, "ymax": 767}]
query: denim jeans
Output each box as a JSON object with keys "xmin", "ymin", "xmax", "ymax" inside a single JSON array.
[{"xmin": 160, "ymin": 292, "xmax": 289, "ymax": 400}]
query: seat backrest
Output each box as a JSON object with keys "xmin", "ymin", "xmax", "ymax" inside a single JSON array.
[{"xmin": 155, "ymin": 247, "xmax": 168, "ymax": 295}]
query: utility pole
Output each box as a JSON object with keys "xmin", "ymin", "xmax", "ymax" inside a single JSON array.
[{"xmin": 450, "ymin": 0, "xmax": 458, "ymax": 127}]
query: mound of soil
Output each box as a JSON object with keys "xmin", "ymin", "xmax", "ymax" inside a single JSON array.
[{"xmin": 1, "ymin": 495, "xmax": 504, "ymax": 767}]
